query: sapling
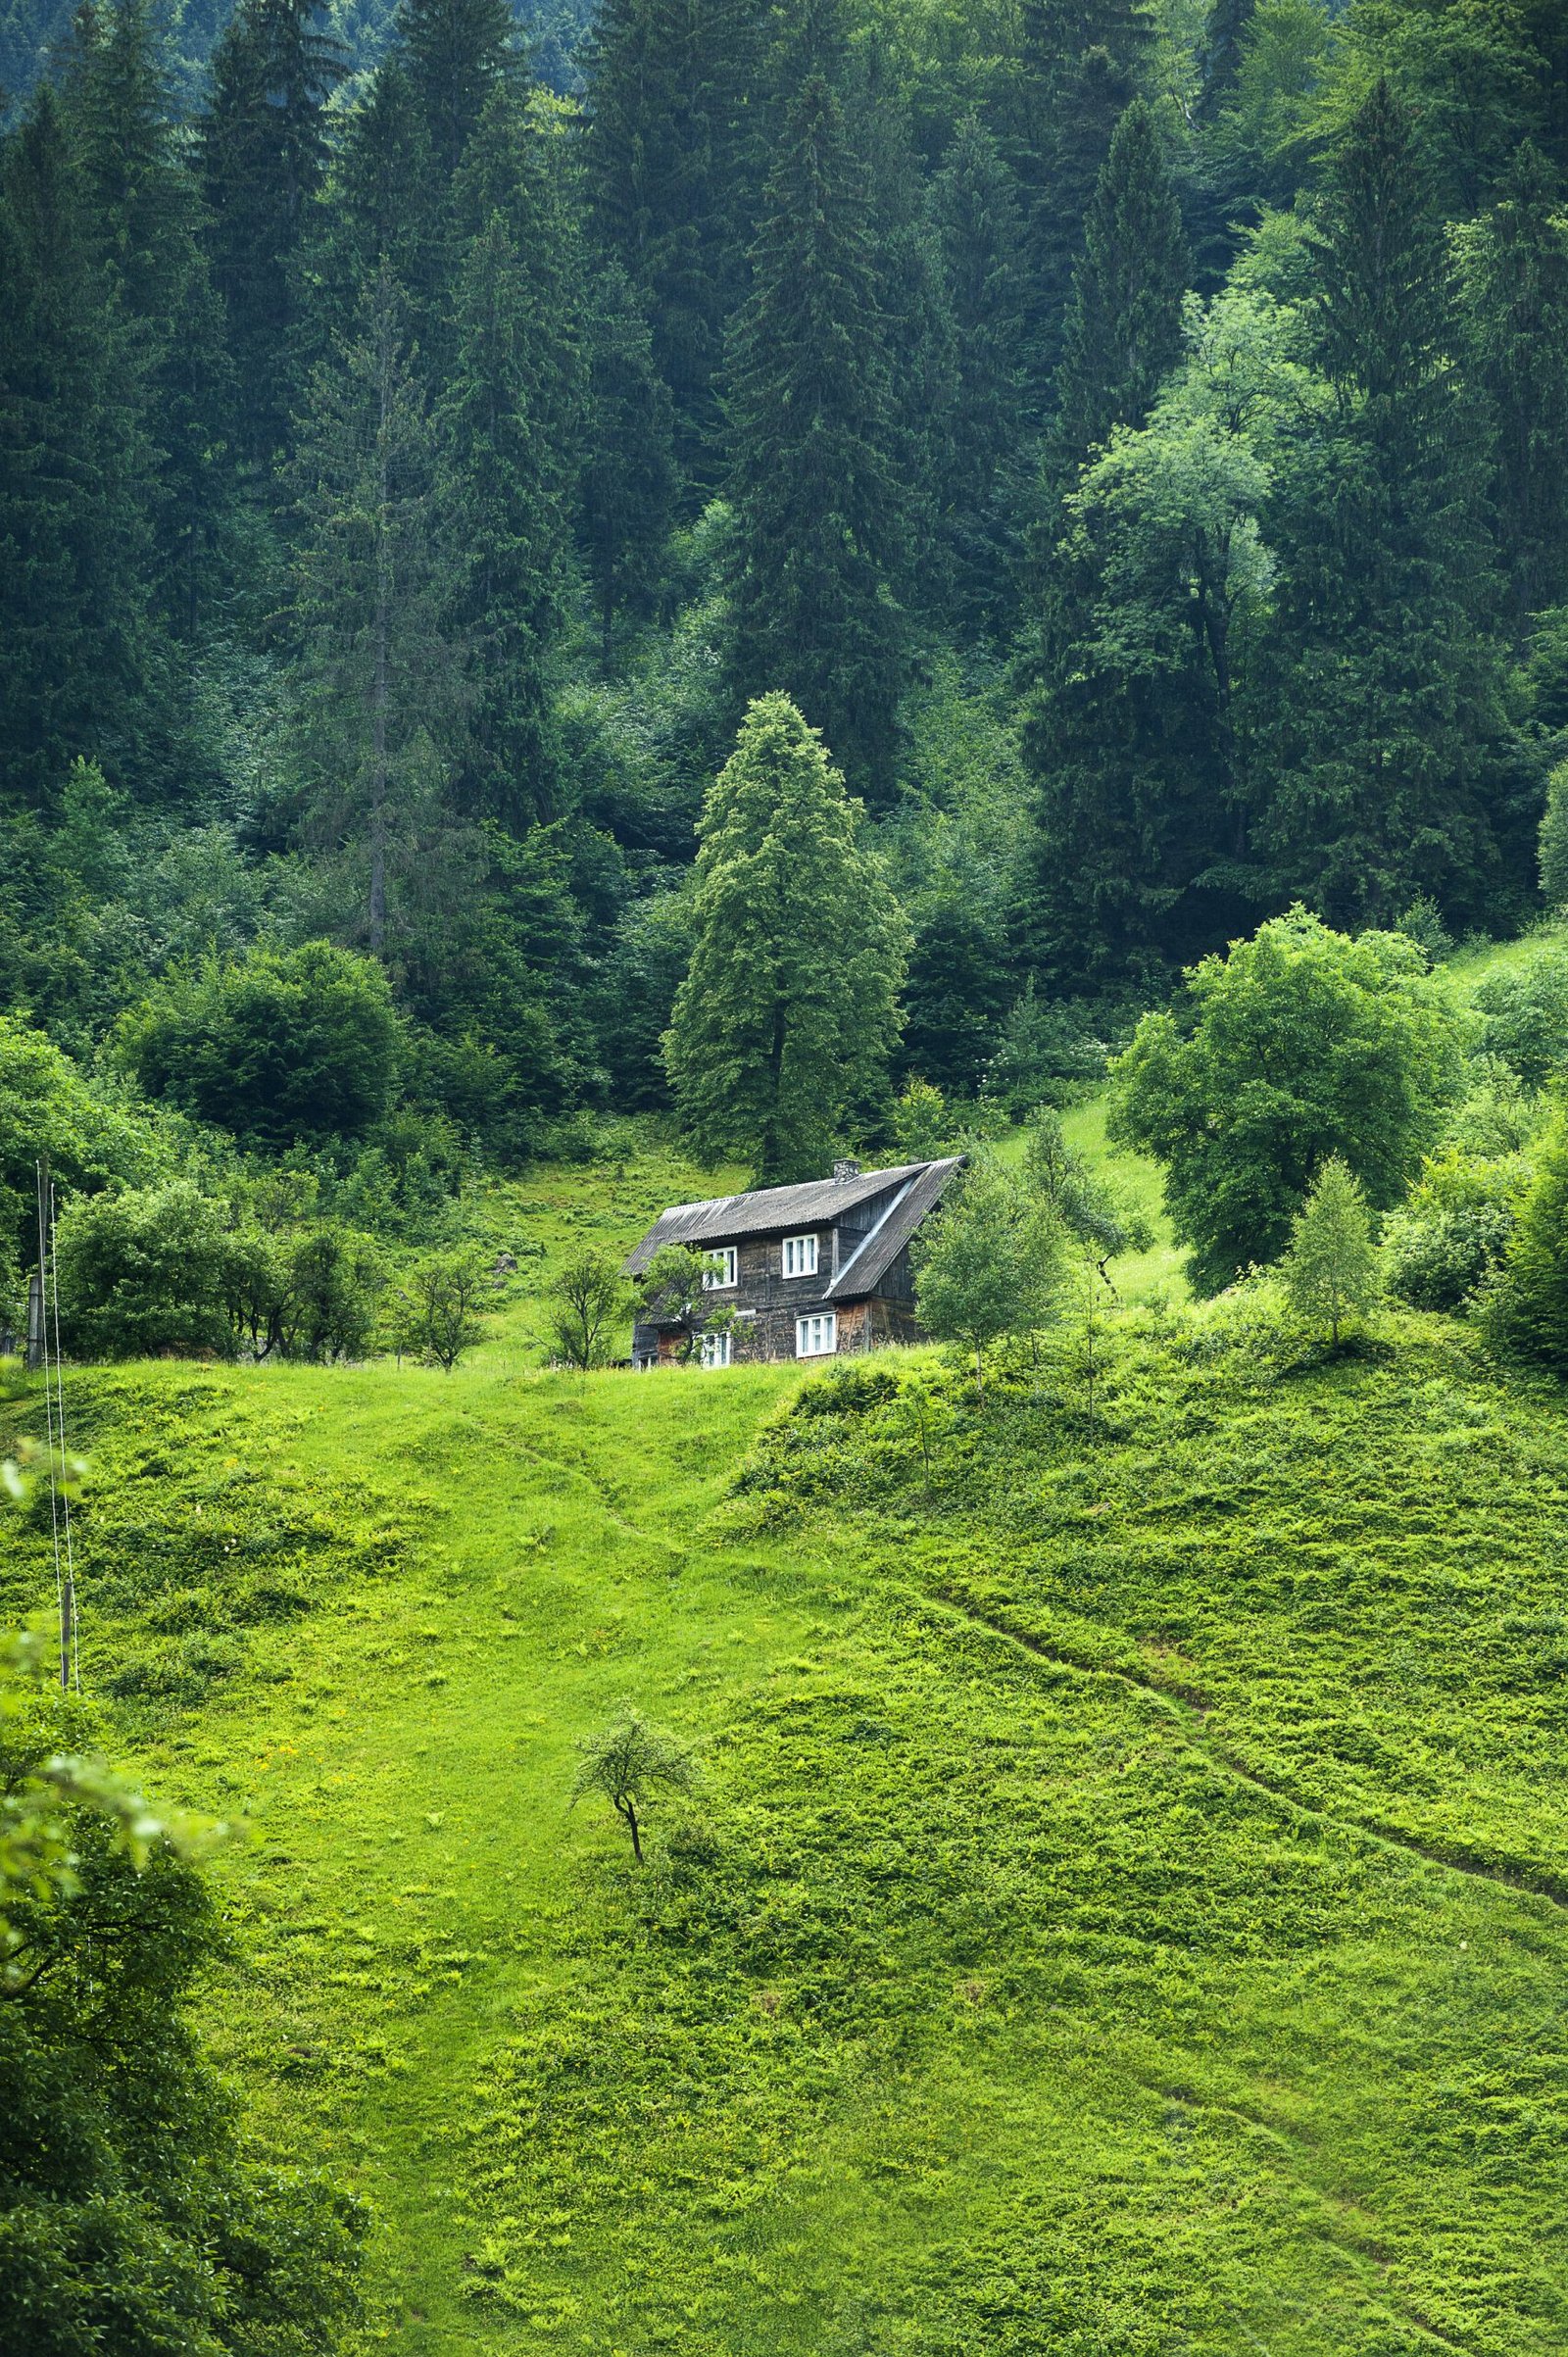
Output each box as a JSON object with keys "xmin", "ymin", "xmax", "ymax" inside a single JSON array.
[{"xmin": 571, "ymin": 1709, "xmax": 695, "ymax": 1864}]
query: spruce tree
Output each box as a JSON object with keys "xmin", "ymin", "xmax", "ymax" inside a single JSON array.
[
  {"xmin": 1259, "ymin": 77, "xmax": 1506, "ymax": 922},
  {"xmin": 62, "ymin": 0, "xmax": 236, "ymax": 633},
  {"xmin": 580, "ymin": 261, "xmax": 676, "ymax": 669},
  {"xmin": 1006, "ymin": 0, "xmax": 1153, "ymax": 383},
  {"xmin": 1454, "ymin": 141, "xmax": 1568, "ymax": 628},
  {"xmin": 1048, "ymin": 97, "xmax": 1189, "ymax": 477},
  {"xmin": 200, "ymin": 0, "xmax": 343, "ymax": 465},
  {"xmin": 1279, "ymin": 1155, "xmax": 1382, "ymax": 1345},
  {"xmin": 396, "ymin": 0, "xmax": 514, "ymax": 184},
  {"xmin": 0, "ymin": 85, "xmax": 157, "ymax": 805},
  {"xmin": 858, "ymin": 45, "xmax": 956, "ymax": 612},
  {"xmin": 929, "ymin": 114, "xmax": 1028, "ymax": 632},
  {"xmin": 300, "ymin": 63, "xmax": 440, "ymax": 381},
  {"xmin": 582, "ymin": 0, "xmax": 760, "ymax": 486},
  {"xmin": 439, "ymin": 210, "xmax": 566, "ymax": 825},
  {"xmin": 1488, "ymin": 1111, "xmax": 1568, "ymax": 1371},
  {"xmin": 724, "ymin": 57, "xmax": 905, "ymax": 806},
  {"xmin": 438, "ymin": 81, "xmax": 586, "ymax": 820},
  {"xmin": 291, "ymin": 261, "xmax": 460, "ymax": 951},
  {"xmin": 663, "ymin": 695, "xmax": 906, "ymax": 1182}
]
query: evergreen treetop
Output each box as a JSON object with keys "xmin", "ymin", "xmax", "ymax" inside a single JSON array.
[{"xmin": 662, "ymin": 694, "xmax": 907, "ymax": 1181}]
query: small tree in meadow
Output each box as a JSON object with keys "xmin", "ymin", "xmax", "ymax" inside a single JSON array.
[
  {"xmin": 913, "ymin": 1159, "xmax": 1062, "ymax": 1398},
  {"xmin": 634, "ymin": 1245, "xmax": 735, "ymax": 1364},
  {"xmin": 571, "ymin": 1710, "xmax": 695, "ymax": 1864},
  {"xmin": 392, "ymin": 1252, "xmax": 491, "ymax": 1370},
  {"xmin": 1485, "ymin": 1112, "xmax": 1568, "ymax": 1370},
  {"xmin": 1279, "ymin": 1157, "xmax": 1382, "ymax": 1346},
  {"xmin": 545, "ymin": 1249, "xmax": 629, "ymax": 1370}
]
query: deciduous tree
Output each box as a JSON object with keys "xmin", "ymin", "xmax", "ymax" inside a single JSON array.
[{"xmin": 1108, "ymin": 908, "xmax": 1463, "ymax": 1290}]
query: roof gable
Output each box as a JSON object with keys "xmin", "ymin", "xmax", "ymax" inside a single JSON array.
[{"xmin": 622, "ymin": 1157, "xmax": 964, "ymax": 1279}]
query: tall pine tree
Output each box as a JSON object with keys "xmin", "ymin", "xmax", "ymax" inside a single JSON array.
[
  {"xmin": 291, "ymin": 260, "xmax": 461, "ymax": 951},
  {"xmin": 439, "ymin": 81, "xmax": 585, "ymax": 821},
  {"xmin": 200, "ymin": 0, "xmax": 342, "ymax": 466},
  {"xmin": 396, "ymin": 0, "xmax": 514, "ymax": 184},
  {"xmin": 1048, "ymin": 96, "xmax": 1189, "ymax": 478},
  {"xmin": 1004, "ymin": 0, "xmax": 1154, "ymax": 387},
  {"xmin": 725, "ymin": 45, "xmax": 904, "ymax": 805},
  {"xmin": 0, "ymin": 85, "xmax": 157, "ymax": 805},
  {"xmin": 1455, "ymin": 140, "xmax": 1568, "ymax": 629},
  {"xmin": 582, "ymin": 0, "xmax": 761, "ymax": 489},
  {"xmin": 62, "ymin": 0, "xmax": 236, "ymax": 634},
  {"xmin": 580, "ymin": 261, "xmax": 676, "ymax": 669},
  {"xmin": 1258, "ymin": 76, "xmax": 1510, "ymax": 922},
  {"xmin": 930, "ymin": 113, "xmax": 1028, "ymax": 633},
  {"xmin": 1019, "ymin": 97, "xmax": 1192, "ymax": 978}
]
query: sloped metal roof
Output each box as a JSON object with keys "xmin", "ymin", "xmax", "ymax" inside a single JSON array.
[
  {"xmin": 622, "ymin": 1157, "xmax": 963, "ymax": 1280},
  {"xmin": 825, "ymin": 1156, "xmax": 964, "ymax": 1299}
]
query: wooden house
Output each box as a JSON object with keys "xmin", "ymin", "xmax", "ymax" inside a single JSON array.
[{"xmin": 623, "ymin": 1155, "xmax": 965, "ymax": 1366}]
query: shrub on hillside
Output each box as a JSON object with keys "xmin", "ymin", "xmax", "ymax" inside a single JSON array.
[
  {"xmin": 388, "ymin": 1251, "xmax": 491, "ymax": 1371},
  {"xmin": 0, "ymin": 1660, "xmax": 366, "ymax": 2349},
  {"xmin": 55, "ymin": 1181, "xmax": 234, "ymax": 1358},
  {"xmin": 1482, "ymin": 1114, "xmax": 1568, "ymax": 1370},
  {"xmin": 1473, "ymin": 947, "xmax": 1568, "ymax": 1089},
  {"xmin": 0, "ymin": 1014, "xmax": 171, "ymax": 1281},
  {"xmin": 120, "ymin": 941, "xmax": 403, "ymax": 1149},
  {"xmin": 1383, "ymin": 1150, "xmax": 1529, "ymax": 1312},
  {"xmin": 55, "ymin": 1187, "xmax": 385, "ymax": 1363},
  {"xmin": 1109, "ymin": 908, "xmax": 1464, "ymax": 1292}
]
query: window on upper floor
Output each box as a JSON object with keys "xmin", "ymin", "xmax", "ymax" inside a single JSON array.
[
  {"xmin": 782, "ymin": 1233, "xmax": 818, "ymax": 1278},
  {"xmin": 704, "ymin": 1246, "xmax": 738, "ymax": 1289}
]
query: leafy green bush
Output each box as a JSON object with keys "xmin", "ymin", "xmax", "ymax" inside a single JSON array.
[
  {"xmin": 983, "ymin": 980, "xmax": 1111, "ymax": 1114},
  {"xmin": 1473, "ymin": 945, "xmax": 1568, "ymax": 1088},
  {"xmin": 1109, "ymin": 908, "xmax": 1464, "ymax": 1292},
  {"xmin": 55, "ymin": 1181, "xmax": 234, "ymax": 1359},
  {"xmin": 0, "ymin": 1014, "xmax": 171, "ymax": 1279},
  {"xmin": 55, "ymin": 1186, "xmax": 384, "ymax": 1364},
  {"xmin": 1383, "ymin": 1149, "xmax": 1529, "ymax": 1311},
  {"xmin": 121, "ymin": 941, "xmax": 403, "ymax": 1149},
  {"xmin": 0, "ymin": 1721, "xmax": 365, "ymax": 2352}
]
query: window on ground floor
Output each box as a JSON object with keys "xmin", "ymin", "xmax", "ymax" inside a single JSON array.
[
  {"xmin": 699, "ymin": 1330, "xmax": 732, "ymax": 1368},
  {"xmin": 796, "ymin": 1311, "xmax": 837, "ymax": 1357}
]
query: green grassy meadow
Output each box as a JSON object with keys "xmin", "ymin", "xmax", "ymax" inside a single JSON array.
[{"xmin": 7, "ymin": 1034, "xmax": 1568, "ymax": 2353}]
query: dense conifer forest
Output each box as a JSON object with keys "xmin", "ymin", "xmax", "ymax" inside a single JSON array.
[{"xmin": 6, "ymin": 0, "xmax": 1568, "ymax": 1213}]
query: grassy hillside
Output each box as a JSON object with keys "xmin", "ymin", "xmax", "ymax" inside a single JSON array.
[{"xmin": 8, "ymin": 1257, "xmax": 1568, "ymax": 2352}]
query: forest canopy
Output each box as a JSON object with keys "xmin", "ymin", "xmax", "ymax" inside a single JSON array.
[{"xmin": 0, "ymin": 0, "xmax": 1565, "ymax": 1196}]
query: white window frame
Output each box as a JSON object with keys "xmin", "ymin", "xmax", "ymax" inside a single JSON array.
[
  {"xmin": 699, "ymin": 1330, "xmax": 732, "ymax": 1369},
  {"xmin": 796, "ymin": 1312, "xmax": 837, "ymax": 1358},
  {"xmin": 704, "ymin": 1246, "xmax": 738, "ymax": 1290},
  {"xmin": 781, "ymin": 1233, "xmax": 819, "ymax": 1279}
]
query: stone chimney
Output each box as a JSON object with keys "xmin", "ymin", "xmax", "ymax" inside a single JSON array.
[{"xmin": 832, "ymin": 1158, "xmax": 861, "ymax": 1183}]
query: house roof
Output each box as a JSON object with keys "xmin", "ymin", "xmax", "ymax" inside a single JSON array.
[
  {"xmin": 622, "ymin": 1156, "xmax": 965, "ymax": 1286},
  {"xmin": 825, "ymin": 1156, "xmax": 964, "ymax": 1300}
]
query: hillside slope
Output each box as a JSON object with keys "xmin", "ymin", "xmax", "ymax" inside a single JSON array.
[{"xmin": 7, "ymin": 1289, "xmax": 1568, "ymax": 2354}]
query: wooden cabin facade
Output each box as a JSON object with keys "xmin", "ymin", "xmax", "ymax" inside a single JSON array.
[{"xmin": 623, "ymin": 1156, "xmax": 964, "ymax": 1367}]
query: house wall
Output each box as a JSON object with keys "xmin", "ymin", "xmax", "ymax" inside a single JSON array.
[{"xmin": 631, "ymin": 1195, "xmax": 925, "ymax": 1367}]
